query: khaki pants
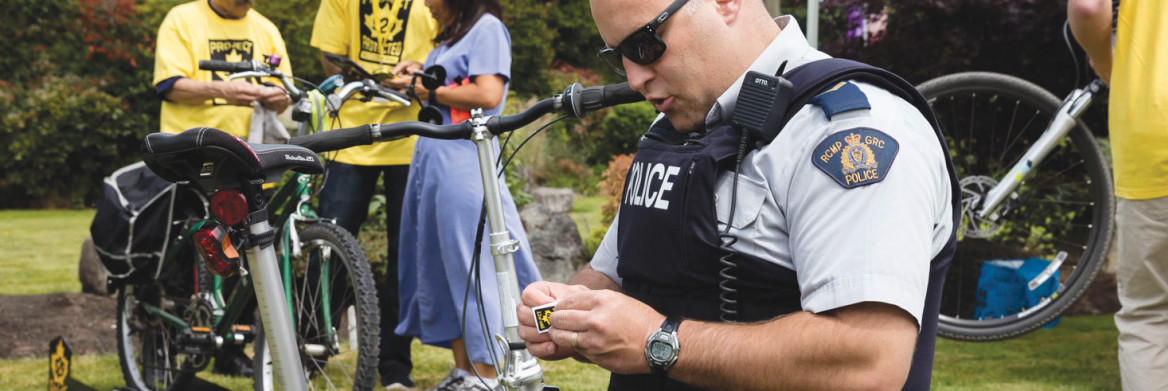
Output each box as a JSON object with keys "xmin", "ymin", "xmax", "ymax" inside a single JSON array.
[{"xmin": 1115, "ymin": 196, "xmax": 1168, "ymax": 391}]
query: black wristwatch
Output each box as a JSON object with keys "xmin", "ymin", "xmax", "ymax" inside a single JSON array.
[{"xmin": 645, "ymin": 316, "xmax": 682, "ymax": 377}]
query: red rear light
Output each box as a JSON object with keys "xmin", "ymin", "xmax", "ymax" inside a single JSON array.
[
  {"xmin": 211, "ymin": 188, "xmax": 249, "ymax": 226},
  {"xmin": 194, "ymin": 223, "xmax": 241, "ymax": 277}
]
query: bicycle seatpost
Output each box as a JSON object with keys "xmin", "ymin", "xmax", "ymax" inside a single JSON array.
[{"xmin": 245, "ymin": 210, "xmax": 309, "ymax": 391}]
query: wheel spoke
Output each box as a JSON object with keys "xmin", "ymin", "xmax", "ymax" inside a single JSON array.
[{"xmin": 920, "ymin": 73, "xmax": 1111, "ymax": 341}]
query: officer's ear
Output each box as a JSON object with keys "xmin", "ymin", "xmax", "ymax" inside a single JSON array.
[{"xmin": 712, "ymin": 0, "xmax": 743, "ymax": 25}]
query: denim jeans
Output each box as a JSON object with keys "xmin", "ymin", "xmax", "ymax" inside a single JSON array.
[{"xmin": 317, "ymin": 161, "xmax": 414, "ymax": 386}]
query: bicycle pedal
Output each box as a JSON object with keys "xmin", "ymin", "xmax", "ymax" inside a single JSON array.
[
  {"xmin": 225, "ymin": 324, "xmax": 256, "ymax": 345},
  {"xmin": 177, "ymin": 327, "xmax": 219, "ymax": 354}
]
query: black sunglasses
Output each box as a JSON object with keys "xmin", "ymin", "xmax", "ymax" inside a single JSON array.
[{"xmin": 596, "ymin": 0, "xmax": 690, "ymax": 76}]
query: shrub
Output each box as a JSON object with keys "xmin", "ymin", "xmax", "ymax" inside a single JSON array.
[
  {"xmin": 503, "ymin": 0, "xmax": 556, "ymax": 96},
  {"xmin": 0, "ymin": 0, "xmax": 157, "ymax": 208},
  {"xmin": 582, "ymin": 152, "xmax": 633, "ymax": 258},
  {"xmin": 791, "ymin": 0, "xmax": 1108, "ymax": 133},
  {"xmin": 0, "ymin": 71, "xmax": 139, "ymax": 208},
  {"xmin": 255, "ymin": 0, "xmax": 329, "ymax": 86},
  {"xmin": 588, "ymin": 101, "xmax": 656, "ymax": 164},
  {"xmin": 596, "ymin": 153, "xmax": 634, "ymax": 226}
]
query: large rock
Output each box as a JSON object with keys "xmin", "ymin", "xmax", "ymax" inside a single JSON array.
[
  {"xmin": 78, "ymin": 236, "xmax": 109, "ymax": 296},
  {"xmin": 531, "ymin": 187, "xmax": 575, "ymax": 214},
  {"xmin": 520, "ymin": 202, "xmax": 586, "ymax": 283}
]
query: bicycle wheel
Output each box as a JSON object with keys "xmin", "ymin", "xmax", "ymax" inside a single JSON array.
[
  {"xmin": 253, "ymin": 223, "xmax": 380, "ymax": 391},
  {"xmin": 918, "ymin": 72, "xmax": 1114, "ymax": 341},
  {"xmin": 116, "ymin": 249, "xmax": 209, "ymax": 390}
]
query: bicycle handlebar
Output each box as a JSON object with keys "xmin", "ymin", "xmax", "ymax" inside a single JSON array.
[
  {"xmin": 564, "ymin": 82, "xmax": 644, "ymax": 118},
  {"xmin": 332, "ymin": 79, "xmax": 411, "ymax": 106},
  {"xmin": 198, "ymin": 59, "xmax": 303, "ymax": 98},
  {"xmin": 288, "ymin": 82, "xmax": 645, "ymax": 153},
  {"xmin": 198, "ymin": 59, "xmax": 259, "ymax": 73}
]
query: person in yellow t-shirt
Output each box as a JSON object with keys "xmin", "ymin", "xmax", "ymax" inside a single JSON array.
[
  {"xmin": 153, "ymin": 0, "xmax": 293, "ymax": 138},
  {"xmin": 310, "ymin": 1, "xmax": 437, "ymax": 389},
  {"xmin": 1070, "ymin": 1, "xmax": 1168, "ymax": 389},
  {"xmin": 150, "ymin": 0, "xmax": 293, "ymax": 377}
]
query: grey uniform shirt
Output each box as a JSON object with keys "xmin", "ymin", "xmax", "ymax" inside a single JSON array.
[{"xmin": 591, "ymin": 16, "xmax": 953, "ymax": 328}]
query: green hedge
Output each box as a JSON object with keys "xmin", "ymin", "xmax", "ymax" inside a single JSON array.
[
  {"xmin": 0, "ymin": 73, "xmax": 141, "ymax": 208},
  {"xmin": 0, "ymin": 0, "xmax": 157, "ymax": 208}
]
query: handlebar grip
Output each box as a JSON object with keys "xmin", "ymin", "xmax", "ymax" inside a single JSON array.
[
  {"xmin": 198, "ymin": 60, "xmax": 255, "ymax": 73},
  {"xmin": 564, "ymin": 82, "xmax": 645, "ymax": 118},
  {"xmin": 286, "ymin": 125, "xmax": 374, "ymax": 153},
  {"xmin": 599, "ymin": 82, "xmax": 646, "ymax": 107}
]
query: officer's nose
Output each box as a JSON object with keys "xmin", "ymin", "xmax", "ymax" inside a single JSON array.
[{"xmin": 623, "ymin": 57, "xmax": 656, "ymax": 93}]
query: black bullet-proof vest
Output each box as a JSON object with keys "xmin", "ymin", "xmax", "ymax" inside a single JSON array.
[{"xmin": 608, "ymin": 59, "xmax": 959, "ymax": 391}]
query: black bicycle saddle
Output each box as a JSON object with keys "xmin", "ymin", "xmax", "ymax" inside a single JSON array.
[{"xmin": 142, "ymin": 127, "xmax": 324, "ymax": 190}]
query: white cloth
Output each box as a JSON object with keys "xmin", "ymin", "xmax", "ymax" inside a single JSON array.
[
  {"xmin": 590, "ymin": 15, "xmax": 951, "ymax": 327},
  {"xmin": 248, "ymin": 101, "xmax": 289, "ymax": 144}
]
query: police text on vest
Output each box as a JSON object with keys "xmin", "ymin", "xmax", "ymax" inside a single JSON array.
[{"xmin": 624, "ymin": 162, "xmax": 681, "ymax": 210}]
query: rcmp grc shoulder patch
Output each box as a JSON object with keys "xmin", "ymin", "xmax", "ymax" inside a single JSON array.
[{"xmin": 812, "ymin": 127, "xmax": 899, "ymax": 188}]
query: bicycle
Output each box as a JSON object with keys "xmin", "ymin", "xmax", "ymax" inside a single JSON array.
[
  {"xmin": 112, "ymin": 56, "xmax": 408, "ymax": 391},
  {"xmin": 146, "ymin": 81, "xmax": 642, "ymax": 391},
  {"xmin": 917, "ymin": 56, "xmax": 1113, "ymax": 340}
]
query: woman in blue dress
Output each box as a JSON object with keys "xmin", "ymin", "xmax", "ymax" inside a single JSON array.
[{"xmin": 392, "ymin": 0, "xmax": 540, "ymax": 389}]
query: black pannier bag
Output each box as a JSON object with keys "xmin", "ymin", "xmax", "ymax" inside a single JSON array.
[{"xmin": 90, "ymin": 161, "xmax": 178, "ymax": 280}]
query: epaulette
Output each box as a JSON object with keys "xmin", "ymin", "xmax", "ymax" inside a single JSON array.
[{"xmin": 809, "ymin": 81, "xmax": 870, "ymax": 120}]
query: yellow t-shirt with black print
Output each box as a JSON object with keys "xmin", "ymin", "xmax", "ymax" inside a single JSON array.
[
  {"xmin": 310, "ymin": 0, "xmax": 438, "ymax": 166},
  {"xmin": 1110, "ymin": 0, "xmax": 1168, "ymax": 199},
  {"xmin": 153, "ymin": 0, "xmax": 292, "ymax": 138}
]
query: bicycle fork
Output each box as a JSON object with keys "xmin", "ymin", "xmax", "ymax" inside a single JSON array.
[
  {"xmin": 468, "ymin": 111, "xmax": 548, "ymax": 391},
  {"xmin": 976, "ymin": 80, "xmax": 1103, "ymax": 219}
]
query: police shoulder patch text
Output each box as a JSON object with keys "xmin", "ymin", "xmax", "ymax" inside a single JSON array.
[{"xmin": 811, "ymin": 127, "xmax": 899, "ymax": 188}]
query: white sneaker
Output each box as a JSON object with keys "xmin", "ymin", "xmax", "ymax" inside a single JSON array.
[
  {"xmin": 428, "ymin": 368, "xmax": 497, "ymax": 391},
  {"xmin": 386, "ymin": 383, "xmax": 417, "ymax": 391}
]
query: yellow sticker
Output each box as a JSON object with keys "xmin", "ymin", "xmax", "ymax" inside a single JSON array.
[{"xmin": 533, "ymin": 302, "xmax": 556, "ymax": 334}]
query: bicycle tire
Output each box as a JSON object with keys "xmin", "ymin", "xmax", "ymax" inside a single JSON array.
[
  {"xmin": 253, "ymin": 222, "xmax": 380, "ymax": 391},
  {"xmin": 116, "ymin": 248, "xmax": 206, "ymax": 390},
  {"xmin": 918, "ymin": 72, "xmax": 1114, "ymax": 341}
]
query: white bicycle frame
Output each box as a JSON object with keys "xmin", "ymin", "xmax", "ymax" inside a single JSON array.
[
  {"xmin": 247, "ymin": 218, "xmax": 310, "ymax": 391},
  {"xmin": 974, "ymin": 80, "xmax": 1103, "ymax": 220},
  {"xmin": 465, "ymin": 110, "xmax": 548, "ymax": 391}
]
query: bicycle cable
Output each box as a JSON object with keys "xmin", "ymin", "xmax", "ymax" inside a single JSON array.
[
  {"xmin": 457, "ymin": 113, "xmax": 568, "ymax": 388},
  {"xmin": 1062, "ymin": 20, "xmax": 1085, "ymax": 94}
]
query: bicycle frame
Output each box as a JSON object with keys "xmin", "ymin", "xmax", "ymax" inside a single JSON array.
[
  {"xmin": 274, "ymin": 81, "xmax": 642, "ymax": 391},
  {"xmin": 975, "ymin": 79, "xmax": 1105, "ymax": 219},
  {"xmin": 465, "ymin": 111, "xmax": 546, "ymax": 391},
  {"xmin": 143, "ymin": 195, "xmax": 308, "ymax": 390}
]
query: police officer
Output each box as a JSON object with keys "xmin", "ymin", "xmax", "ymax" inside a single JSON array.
[{"xmin": 516, "ymin": 0, "xmax": 956, "ymax": 390}]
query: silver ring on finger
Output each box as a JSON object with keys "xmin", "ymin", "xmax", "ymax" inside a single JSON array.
[{"xmin": 571, "ymin": 331, "xmax": 580, "ymax": 350}]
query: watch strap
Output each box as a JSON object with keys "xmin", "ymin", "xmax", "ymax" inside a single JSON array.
[
  {"xmin": 649, "ymin": 316, "xmax": 682, "ymax": 377},
  {"xmin": 660, "ymin": 316, "xmax": 681, "ymax": 333}
]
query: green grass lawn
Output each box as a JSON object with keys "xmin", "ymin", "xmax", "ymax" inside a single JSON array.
[
  {"xmin": 0, "ymin": 209, "xmax": 1122, "ymax": 390},
  {"xmin": 569, "ymin": 195, "xmax": 607, "ymax": 242},
  {"xmin": 0, "ymin": 209, "xmax": 95, "ymax": 295}
]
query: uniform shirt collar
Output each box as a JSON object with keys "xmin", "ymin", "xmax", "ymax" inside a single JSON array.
[{"xmin": 705, "ymin": 15, "xmax": 826, "ymax": 129}]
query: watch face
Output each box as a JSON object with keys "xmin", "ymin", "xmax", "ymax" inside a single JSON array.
[{"xmin": 649, "ymin": 340, "xmax": 675, "ymax": 361}]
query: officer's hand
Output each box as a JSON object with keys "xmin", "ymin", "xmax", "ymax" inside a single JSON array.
[
  {"xmin": 517, "ymin": 281, "xmax": 590, "ymax": 361},
  {"xmin": 214, "ymin": 80, "xmax": 263, "ymax": 107},
  {"xmin": 547, "ymin": 289, "xmax": 664, "ymax": 374},
  {"xmin": 257, "ymin": 86, "xmax": 291, "ymax": 113}
]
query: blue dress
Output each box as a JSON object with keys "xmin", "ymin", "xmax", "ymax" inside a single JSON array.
[{"xmin": 395, "ymin": 14, "xmax": 541, "ymax": 364}]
